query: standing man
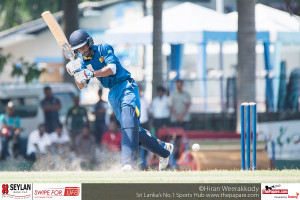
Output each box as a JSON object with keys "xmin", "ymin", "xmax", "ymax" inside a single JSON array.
[
  {"xmin": 169, "ymin": 79, "xmax": 191, "ymax": 160},
  {"xmin": 91, "ymin": 88, "xmax": 108, "ymax": 144},
  {"xmin": 170, "ymin": 79, "xmax": 191, "ymax": 129},
  {"xmin": 65, "ymin": 96, "xmax": 89, "ymax": 143},
  {"xmin": 66, "ymin": 30, "xmax": 173, "ymax": 170},
  {"xmin": 40, "ymin": 86, "xmax": 61, "ymax": 133},
  {"xmin": 151, "ymin": 86, "xmax": 170, "ymax": 132}
]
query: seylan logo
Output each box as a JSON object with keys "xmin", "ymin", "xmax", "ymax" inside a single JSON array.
[{"xmin": 2, "ymin": 184, "xmax": 9, "ymax": 194}]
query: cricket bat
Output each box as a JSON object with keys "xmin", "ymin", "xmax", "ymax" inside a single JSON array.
[{"xmin": 41, "ymin": 11, "xmax": 75, "ymax": 60}]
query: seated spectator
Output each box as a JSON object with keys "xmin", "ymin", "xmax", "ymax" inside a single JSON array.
[
  {"xmin": 50, "ymin": 123, "xmax": 70, "ymax": 155},
  {"xmin": 0, "ymin": 102, "xmax": 27, "ymax": 160},
  {"xmin": 26, "ymin": 124, "xmax": 51, "ymax": 162},
  {"xmin": 74, "ymin": 126, "xmax": 96, "ymax": 169},
  {"xmin": 101, "ymin": 121, "xmax": 121, "ymax": 152}
]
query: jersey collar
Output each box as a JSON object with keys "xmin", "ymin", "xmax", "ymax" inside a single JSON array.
[
  {"xmin": 83, "ymin": 56, "xmax": 92, "ymax": 60},
  {"xmin": 83, "ymin": 45, "xmax": 97, "ymax": 60}
]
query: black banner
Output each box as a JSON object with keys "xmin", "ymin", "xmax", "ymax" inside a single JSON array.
[{"xmin": 82, "ymin": 183, "xmax": 261, "ymax": 200}]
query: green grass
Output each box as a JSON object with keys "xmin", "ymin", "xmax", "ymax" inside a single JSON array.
[{"xmin": 1, "ymin": 170, "xmax": 300, "ymax": 183}]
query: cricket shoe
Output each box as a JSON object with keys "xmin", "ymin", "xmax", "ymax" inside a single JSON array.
[
  {"xmin": 121, "ymin": 164, "xmax": 133, "ymax": 172},
  {"xmin": 159, "ymin": 142, "xmax": 174, "ymax": 171}
]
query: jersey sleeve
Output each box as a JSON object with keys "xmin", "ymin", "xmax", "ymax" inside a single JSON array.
[
  {"xmin": 100, "ymin": 44, "xmax": 118, "ymax": 65},
  {"xmin": 0, "ymin": 114, "xmax": 5, "ymax": 124},
  {"xmin": 185, "ymin": 92, "xmax": 192, "ymax": 105}
]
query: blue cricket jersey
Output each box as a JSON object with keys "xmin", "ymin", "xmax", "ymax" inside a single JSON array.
[
  {"xmin": 80, "ymin": 43, "xmax": 140, "ymax": 123},
  {"xmin": 81, "ymin": 44, "xmax": 131, "ymax": 88}
]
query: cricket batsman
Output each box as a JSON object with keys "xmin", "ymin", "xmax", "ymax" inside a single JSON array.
[{"xmin": 66, "ymin": 30, "xmax": 173, "ymax": 171}]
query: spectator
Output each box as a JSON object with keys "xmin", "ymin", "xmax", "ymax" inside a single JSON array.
[
  {"xmin": 169, "ymin": 79, "xmax": 191, "ymax": 160},
  {"xmin": 0, "ymin": 102, "xmax": 26, "ymax": 160},
  {"xmin": 101, "ymin": 121, "xmax": 122, "ymax": 152},
  {"xmin": 65, "ymin": 96, "xmax": 89, "ymax": 144},
  {"xmin": 50, "ymin": 123, "xmax": 71, "ymax": 169},
  {"xmin": 50, "ymin": 123, "xmax": 70, "ymax": 155},
  {"xmin": 169, "ymin": 79, "xmax": 191, "ymax": 129},
  {"xmin": 41, "ymin": 86, "xmax": 61, "ymax": 133},
  {"xmin": 91, "ymin": 88, "xmax": 108, "ymax": 145},
  {"xmin": 109, "ymin": 112, "xmax": 118, "ymax": 125},
  {"xmin": 26, "ymin": 124, "xmax": 51, "ymax": 162},
  {"xmin": 151, "ymin": 86, "xmax": 170, "ymax": 132},
  {"xmin": 74, "ymin": 126, "xmax": 96, "ymax": 168}
]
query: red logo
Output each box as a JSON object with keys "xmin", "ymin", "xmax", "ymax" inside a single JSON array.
[
  {"xmin": 2, "ymin": 184, "xmax": 9, "ymax": 194},
  {"xmin": 288, "ymin": 192, "xmax": 299, "ymax": 199},
  {"xmin": 262, "ymin": 189, "xmax": 288, "ymax": 194},
  {"xmin": 64, "ymin": 187, "xmax": 80, "ymax": 196}
]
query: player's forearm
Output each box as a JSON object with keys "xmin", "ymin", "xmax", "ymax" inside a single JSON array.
[
  {"xmin": 96, "ymin": 108, "xmax": 106, "ymax": 114},
  {"xmin": 93, "ymin": 66, "xmax": 114, "ymax": 77},
  {"xmin": 42, "ymin": 105, "xmax": 56, "ymax": 111},
  {"xmin": 42, "ymin": 104, "xmax": 61, "ymax": 111},
  {"xmin": 52, "ymin": 104, "xmax": 61, "ymax": 110}
]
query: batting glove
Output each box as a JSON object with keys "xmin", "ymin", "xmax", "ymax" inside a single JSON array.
[
  {"xmin": 66, "ymin": 58, "xmax": 82, "ymax": 76},
  {"xmin": 74, "ymin": 69, "xmax": 94, "ymax": 84}
]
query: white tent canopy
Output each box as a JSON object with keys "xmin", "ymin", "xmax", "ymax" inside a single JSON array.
[
  {"xmin": 96, "ymin": 2, "xmax": 237, "ymax": 44},
  {"xmin": 97, "ymin": 3, "xmax": 300, "ymax": 45},
  {"xmin": 227, "ymin": 4, "xmax": 300, "ymax": 41}
]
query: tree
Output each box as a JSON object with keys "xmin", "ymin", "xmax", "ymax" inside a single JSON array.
[
  {"xmin": 11, "ymin": 58, "xmax": 45, "ymax": 83},
  {"xmin": 152, "ymin": 0, "xmax": 163, "ymax": 98},
  {"xmin": 1, "ymin": 0, "xmax": 20, "ymax": 30},
  {"xmin": 0, "ymin": 48, "xmax": 11, "ymax": 73},
  {"xmin": 0, "ymin": 0, "xmax": 63, "ymax": 31},
  {"xmin": 0, "ymin": 0, "xmax": 98, "ymax": 31},
  {"xmin": 62, "ymin": 0, "xmax": 79, "ymax": 83},
  {"xmin": 24, "ymin": 0, "xmax": 63, "ymax": 19},
  {"xmin": 236, "ymin": 0, "xmax": 256, "ymax": 132}
]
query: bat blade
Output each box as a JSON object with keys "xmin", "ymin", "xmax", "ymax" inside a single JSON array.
[{"xmin": 41, "ymin": 11, "xmax": 75, "ymax": 60}]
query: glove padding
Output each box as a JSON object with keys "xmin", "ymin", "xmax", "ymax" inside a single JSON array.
[
  {"xmin": 74, "ymin": 69, "xmax": 94, "ymax": 84},
  {"xmin": 66, "ymin": 58, "xmax": 82, "ymax": 76}
]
